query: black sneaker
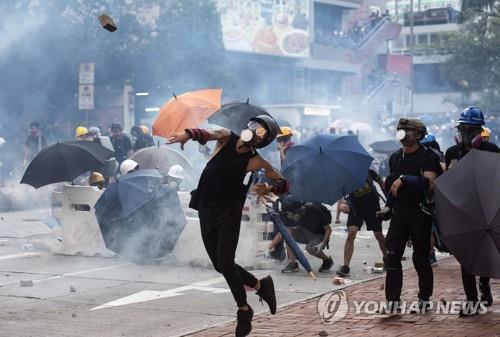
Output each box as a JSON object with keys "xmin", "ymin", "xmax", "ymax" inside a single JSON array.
[
  {"xmin": 235, "ymin": 305, "xmax": 254, "ymax": 337},
  {"xmin": 480, "ymin": 283, "xmax": 493, "ymax": 307},
  {"xmin": 319, "ymin": 257, "xmax": 334, "ymax": 273},
  {"xmin": 336, "ymin": 265, "xmax": 350, "ymax": 277},
  {"xmin": 256, "ymin": 275, "xmax": 277, "ymax": 314},
  {"xmin": 281, "ymin": 261, "xmax": 299, "ymax": 273},
  {"xmin": 429, "ymin": 250, "xmax": 438, "ymax": 267}
]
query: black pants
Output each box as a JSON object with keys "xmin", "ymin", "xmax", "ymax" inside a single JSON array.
[
  {"xmin": 461, "ymin": 266, "xmax": 490, "ymax": 301},
  {"xmin": 385, "ymin": 210, "xmax": 433, "ymax": 301},
  {"xmin": 198, "ymin": 202, "xmax": 258, "ymax": 308}
]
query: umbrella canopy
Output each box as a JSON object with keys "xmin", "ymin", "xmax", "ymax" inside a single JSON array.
[
  {"xmin": 434, "ymin": 149, "xmax": 500, "ymax": 278},
  {"xmin": 152, "ymin": 89, "xmax": 222, "ymax": 138},
  {"xmin": 369, "ymin": 139, "xmax": 401, "ymax": 154},
  {"xmin": 95, "ymin": 169, "xmax": 163, "ymax": 222},
  {"xmin": 208, "ymin": 100, "xmax": 271, "ymax": 133},
  {"xmin": 282, "ymin": 134, "xmax": 373, "ymax": 204},
  {"xmin": 130, "ymin": 145, "xmax": 193, "ymax": 177},
  {"xmin": 330, "ymin": 118, "xmax": 354, "ymax": 130},
  {"xmin": 350, "ymin": 122, "xmax": 373, "ymax": 133},
  {"xmin": 20, "ymin": 140, "xmax": 114, "ymax": 188},
  {"xmin": 266, "ymin": 205, "xmax": 316, "ymax": 279},
  {"xmin": 97, "ymin": 184, "xmax": 186, "ymax": 263}
]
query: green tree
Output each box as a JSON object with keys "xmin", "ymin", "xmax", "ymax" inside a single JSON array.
[{"xmin": 440, "ymin": 10, "xmax": 500, "ymax": 113}]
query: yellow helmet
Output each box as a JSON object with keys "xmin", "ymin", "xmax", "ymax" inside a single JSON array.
[
  {"xmin": 277, "ymin": 126, "xmax": 293, "ymax": 139},
  {"xmin": 75, "ymin": 126, "xmax": 89, "ymax": 138},
  {"xmin": 89, "ymin": 172, "xmax": 105, "ymax": 185},
  {"xmin": 139, "ymin": 125, "xmax": 150, "ymax": 134},
  {"xmin": 481, "ymin": 127, "xmax": 490, "ymax": 140}
]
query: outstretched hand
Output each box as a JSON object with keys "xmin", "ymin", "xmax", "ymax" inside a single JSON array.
[{"xmin": 166, "ymin": 131, "xmax": 190, "ymax": 150}]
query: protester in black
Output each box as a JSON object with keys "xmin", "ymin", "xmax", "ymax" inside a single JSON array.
[
  {"xmin": 277, "ymin": 197, "xmax": 333, "ymax": 273},
  {"xmin": 384, "ymin": 118, "xmax": 440, "ymax": 312},
  {"xmin": 131, "ymin": 126, "xmax": 155, "ymax": 152},
  {"xmin": 444, "ymin": 106, "xmax": 500, "ymax": 316},
  {"xmin": 336, "ymin": 169, "xmax": 387, "ymax": 277},
  {"xmin": 109, "ymin": 123, "xmax": 133, "ymax": 163},
  {"xmin": 24, "ymin": 122, "xmax": 47, "ymax": 165},
  {"xmin": 167, "ymin": 115, "xmax": 287, "ymax": 337}
]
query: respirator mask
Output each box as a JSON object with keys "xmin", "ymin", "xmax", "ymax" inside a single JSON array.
[
  {"xmin": 240, "ymin": 121, "xmax": 267, "ymax": 147},
  {"xmin": 396, "ymin": 128, "xmax": 419, "ymax": 146},
  {"xmin": 455, "ymin": 124, "xmax": 483, "ymax": 148}
]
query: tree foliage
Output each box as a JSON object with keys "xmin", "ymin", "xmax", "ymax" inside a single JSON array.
[{"xmin": 440, "ymin": 10, "xmax": 500, "ymax": 112}]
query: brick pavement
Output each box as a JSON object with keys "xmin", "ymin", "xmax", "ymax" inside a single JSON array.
[{"xmin": 185, "ymin": 257, "xmax": 500, "ymax": 337}]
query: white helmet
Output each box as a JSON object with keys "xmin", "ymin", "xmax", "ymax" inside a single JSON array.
[
  {"xmin": 167, "ymin": 164, "xmax": 184, "ymax": 180},
  {"xmin": 120, "ymin": 159, "xmax": 139, "ymax": 176}
]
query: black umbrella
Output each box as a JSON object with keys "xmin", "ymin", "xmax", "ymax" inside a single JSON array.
[
  {"xmin": 95, "ymin": 170, "xmax": 186, "ymax": 263},
  {"xmin": 21, "ymin": 141, "xmax": 114, "ymax": 188},
  {"xmin": 369, "ymin": 140, "xmax": 401, "ymax": 154},
  {"xmin": 208, "ymin": 100, "xmax": 272, "ymax": 133},
  {"xmin": 434, "ymin": 149, "xmax": 500, "ymax": 278}
]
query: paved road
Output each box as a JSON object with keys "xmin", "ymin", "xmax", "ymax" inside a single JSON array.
[{"xmin": 0, "ymin": 209, "xmax": 422, "ymax": 337}]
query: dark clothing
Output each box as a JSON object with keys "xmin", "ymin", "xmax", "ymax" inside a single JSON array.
[
  {"xmin": 445, "ymin": 142, "xmax": 500, "ymax": 169},
  {"xmin": 388, "ymin": 146, "xmax": 440, "ymax": 212},
  {"xmin": 24, "ymin": 133, "xmax": 47, "ymax": 161},
  {"xmin": 385, "ymin": 210, "xmax": 433, "ymax": 301},
  {"xmin": 110, "ymin": 134, "xmax": 133, "ymax": 163},
  {"xmin": 198, "ymin": 201, "xmax": 258, "ymax": 308},
  {"xmin": 347, "ymin": 211, "xmax": 382, "ymax": 232},
  {"xmin": 297, "ymin": 203, "xmax": 331, "ymax": 236},
  {"xmin": 197, "ymin": 132, "xmax": 257, "ymax": 205},
  {"xmin": 444, "ymin": 141, "xmax": 500, "ymax": 303},
  {"xmin": 133, "ymin": 134, "xmax": 155, "ymax": 152},
  {"xmin": 348, "ymin": 169, "xmax": 381, "ymax": 213}
]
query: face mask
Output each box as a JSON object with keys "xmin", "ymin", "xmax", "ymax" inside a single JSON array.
[
  {"xmin": 240, "ymin": 121, "xmax": 267, "ymax": 147},
  {"xmin": 455, "ymin": 125, "xmax": 483, "ymax": 148},
  {"xmin": 396, "ymin": 128, "xmax": 419, "ymax": 146}
]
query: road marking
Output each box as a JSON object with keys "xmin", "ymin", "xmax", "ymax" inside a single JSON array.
[
  {"xmin": 0, "ymin": 253, "xmax": 41, "ymax": 261},
  {"xmin": 33, "ymin": 263, "xmax": 132, "ymax": 284},
  {"xmin": 91, "ymin": 270, "xmax": 272, "ymax": 311}
]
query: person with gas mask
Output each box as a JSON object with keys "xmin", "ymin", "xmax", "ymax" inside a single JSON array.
[
  {"xmin": 444, "ymin": 107, "xmax": 499, "ymax": 316},
  {"xmin": 167, "ymin": 115, "xmax": 288, "ymax": 337},
  {"xmin": 382, "ymin": 118, "xmax": 441, "ymax": 313}
]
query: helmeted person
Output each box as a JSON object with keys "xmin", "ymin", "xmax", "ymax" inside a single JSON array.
[
  {"xmin": 131, "ymin": 125, "xmax": 155, "ymax": 152},
  {"xmin": 276, "ymin": 126, "xmax": 294, "ymax": 164},
  {"xmin": 167, "ymin": 114, "xmax": 288, "ymax": 337},
  {"xmin": 119, "ymin": 159, "xmax": 140, "ymax": 176},
  {"xmin": 167, "ymin": 164, "xmax": 184, "ymax": 191},
  {"xmin": 383, "ymin": 118, "xmax": 441, "ymax": 313},
  {"xmin": 481, "ymin": 127, "xmax": 491, "ymax": 142},
  {"xmin": 444, "ymin": 107, "xmax": 500, "ymax": 316},
  {"xmin": 278, "ymin": 196, "xmax": 334, "ymax": 274},
  {"xmin": 89, "ymin": 172, "xmax": 105, "ymax": 190},
  {"xmin": 88, "ymin": 126, "xmax": 101, "ymax": 140},
  {"xmin": 109, "ymin": 123, "xmax": 133, "ymax": 163},
  {"xmin": 75, "ymin": 126, "xmax": 89, "ymax": 140}
]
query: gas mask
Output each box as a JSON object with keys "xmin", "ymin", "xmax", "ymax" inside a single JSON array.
[
  {"xmin": 455, "ymin": 124, "xmax": 483, "ymax": 148},
  {"xmin": 240, "ymin": 121, "xmax": 267, "ymax": 147},
  {"xmin": 396, "ymin": 128, "xmax": 420, "ymax": 146}
]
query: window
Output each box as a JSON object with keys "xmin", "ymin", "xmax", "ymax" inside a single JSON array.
[{"xmin": 417, "ymin": 34, "xmax": 428, "ymax": 45}]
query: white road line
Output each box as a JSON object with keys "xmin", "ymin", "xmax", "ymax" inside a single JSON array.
[
  {"xmin": 91, "ymin": 270, "xmax": 272, "ymax": 311},
  {"xmin": 0, "ymin": 253, "xmax": 41, "ymax": 261}
]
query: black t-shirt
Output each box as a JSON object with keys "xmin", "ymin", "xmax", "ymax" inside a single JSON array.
[
  {"xmin": 110, "ymin": 134, "xmax": 133, "ymax": 163},
  {"xmin": 348, "ymin": 169, "xmax": 381, "ymax": 213},
  {"xmin": 445, "ymin": 142, "xmax": 500, "ymax": 169},
  {"xmin": 298, "ymin": 203, "xmax": 331, "ymax": 235},
  {"xmin": 388, "ymin": 146, "xmax": 440, "ymax": 212}
]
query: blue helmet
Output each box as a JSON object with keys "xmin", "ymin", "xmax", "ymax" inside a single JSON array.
[
  {"xmin": 457, "ymin": 106, "xmax": 485, "ymax": 125},
  {"xmin": 421, "ymin": 133, "xmax": 436, "ymax": 143}
]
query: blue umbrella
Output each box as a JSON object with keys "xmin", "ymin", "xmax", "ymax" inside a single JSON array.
[
  {"xmin": 95, "ymin": 169, "xmax": 163, "ymax": 223},
  {"xmin": 266, "ymin": 205, "xmax": 317, "ymax": 280},
  {"xmin": 282, "ymin": 134, "xmax": 373, "ymax": 204}
]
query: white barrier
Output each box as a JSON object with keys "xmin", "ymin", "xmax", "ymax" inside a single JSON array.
[{"xmin": 52, "ymin": 185, "xmax": 115, "ymax": 257}]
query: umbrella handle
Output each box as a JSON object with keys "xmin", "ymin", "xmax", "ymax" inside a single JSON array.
[{"xmin": 309, "ymin": 271, "xmax": 318, "ymax": 281}]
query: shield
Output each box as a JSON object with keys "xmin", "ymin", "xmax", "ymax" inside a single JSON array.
[
  {"xmin": 434, "ymin": 149, "xmax": 500, "ymax": 278},
  {"xmin": 152, "ymin": 89, "xmax": 221, "ymax": 138},
  {"xmin": 21, "ymin": 141, "xmax": 114, "ymax": 188},
  {"xmin": 282, "ymin": 134, "xmax": 373, "ymax": 204},
  {"xmin": 95, "ymin": 169, "xmax": 186, "ymax": 263},
  {"xmin": 208, "ymin": 100, "xmax": 271, "ymax": 133}
]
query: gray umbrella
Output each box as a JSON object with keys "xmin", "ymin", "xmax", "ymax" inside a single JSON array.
[{"xmin": 434, "ymin": 149, "xmax": 500, "ymax": 278}]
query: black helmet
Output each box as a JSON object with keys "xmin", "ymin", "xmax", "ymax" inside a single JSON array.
[{"xmin": 249, "ymin": 114, "xmax": 280, "ymax": 148}]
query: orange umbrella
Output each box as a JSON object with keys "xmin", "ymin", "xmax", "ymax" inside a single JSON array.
[{"xmin": 152, "ymin": 89, "xmax": 222, "ymax": 138}]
